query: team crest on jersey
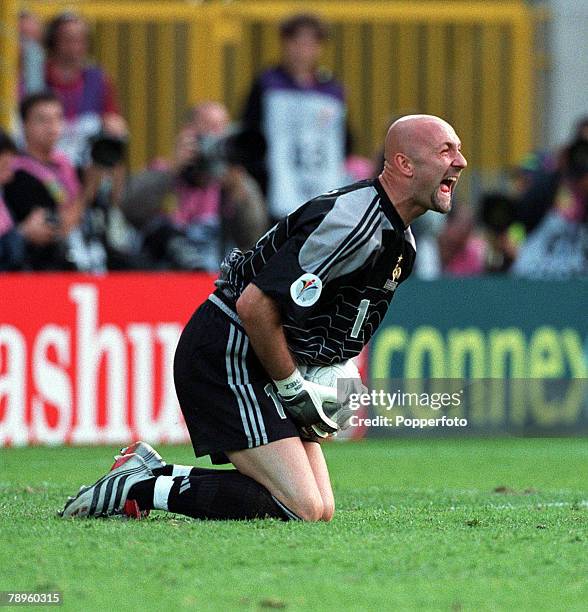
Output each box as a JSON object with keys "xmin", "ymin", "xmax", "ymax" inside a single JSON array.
[
  {"xmin": 384, "ymin": 255, "xmax": 403, "ymax": 292},
  {"xmin": 290, "ymin": 273, "xmax": 322, "ymax": 307}
]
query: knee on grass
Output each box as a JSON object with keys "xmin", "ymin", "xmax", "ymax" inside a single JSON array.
[
  {"xmin": 289, "ymin": 494, "xmax": 325, "ymax": 522},
  {"xmin": 321, "ymin": 499, "xmax": 335, "ymax": 522},
  {"xmin": 285, "ymin": 492, "xmax": 335, "ymax": 522}
]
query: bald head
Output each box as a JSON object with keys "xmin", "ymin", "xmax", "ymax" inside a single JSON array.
[
  {"xmin": 384, "ymin": 115, "xmax": 458, "ymax": 162},
  {"xmin": 378, "ymin": 114, "xmax": 467, "ymax": 223},
  {"xmin": 189, "ymin": 101, "xmax": 230, "ymax": 136}
]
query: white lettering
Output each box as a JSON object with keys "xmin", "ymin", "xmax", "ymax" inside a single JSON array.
[
  {"xmin": 70, "ymin": 284, "xmax": 130, "ymax": 443},
  {"xmin": 32, "ymin": 325, "xmax": 72, "ymax": 444},
  {"xmin": 155, "ymin": 324, "xmax": 186, "ymax": 442},
  {"xmin": 128, "ymin": 324, "xmax": 155, "ymax": 439},
  {"xmin": 0, "ymin": 326, "xmax": 27, "ymax": 445}
]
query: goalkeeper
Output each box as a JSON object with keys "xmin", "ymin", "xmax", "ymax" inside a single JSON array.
[{"xmin": 61, "ymin": 115, "xmax": 467, "ymax": 522}]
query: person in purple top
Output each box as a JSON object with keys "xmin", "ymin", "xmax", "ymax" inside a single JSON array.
[
  {"xmin": 43, "ymin": 12, "xmax": 127, "ymax": 167},
  {"xmin": 242, "ymin": 13, "xmax": 347, "ymax": 222}
]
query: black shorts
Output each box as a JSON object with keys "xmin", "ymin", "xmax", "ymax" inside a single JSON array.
[{"xmin": 173, "ymin": 292, "xmax": 299, "ymax": 464}]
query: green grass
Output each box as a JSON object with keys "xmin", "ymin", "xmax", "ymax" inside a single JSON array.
[{"xmin": 1, "ymin": 438, "xmax": 587, "ymax": 611}]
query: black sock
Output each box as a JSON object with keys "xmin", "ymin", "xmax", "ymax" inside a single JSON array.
[
  {"xmin": 168, "ymin": 472, "xmax": 300, "ymax": 520},
  {"xmin": 129, "ymin": 466, "xmax": 231, "ymax": 509},
  {"xmin": 129, "ymin": 478, "xmax": 157, "ymax": 509},
  {"xmin": 129, "ymin": 471, "xmax": 300, "ymax": 521}
]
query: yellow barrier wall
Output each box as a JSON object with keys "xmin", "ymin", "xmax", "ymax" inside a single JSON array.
[
  {"xmin": 8, "ymin": 1, "xmax": 534, "ymax": 193},
  {"xmin": 0, "ymin": 0, "xmax": 18, "ymax": 131}
]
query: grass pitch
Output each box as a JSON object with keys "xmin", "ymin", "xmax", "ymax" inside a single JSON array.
[{"xmin": 1, "ymin": 438, "xmax": 587, "ymax": 611}]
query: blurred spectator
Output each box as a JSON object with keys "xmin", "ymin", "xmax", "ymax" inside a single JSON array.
[
  {"xmin": 241, "ymin": 13, "xmax": 346, "ymax": 221},
  {"xmin": 344, "ymin": 155, "xmax": 375, "ymax": 182},
  {"xmin": 344, "ymin": 132, "xmax": 376, "ymax": 182},
  {"xmin": 514, "ymin": 116, "xmax": 588, "ymax": 233},
  {"xmin": 188, "ymin": 101, "xmax": 231, "ymax": 138},
  {"xmin": 437, "ymin": 205, "xmax": 486, "ymax": 277},
  {"xmin": 0, "ymin": 133, "xmax": 18, "ymax": 231},
  {"xmin": 19, "ymin": 11, "xmax": 44, "ymax": 44},
  {"xmin": 122, "ymin": 102, "xmax": 267, "ymax": 271},
  {"xmin": 509, "ymin": 151, "xmax": 555, "ymax": 200},
  {"xmin": 122, "ymin": 169, "xmax": 205, "ymax": 271},
  {"xmin": 479, "ymin": 192, "xmax": 522, "ymax": 273},
  {"xmin": 572, "ymin": 115, "xmax": 588, "ymax": 143},
  {"xmin": 81, "ymin": 145, "xmax": 140, "ymax": 270},
  {"xmin": 171, "ymin": 102, "xmax": 232, "ymax": 263},
  {"xmin": 512, "ymin": 138, "xmax": 588, "ymax": 277},
  {"xmin": 173, "ymin": 102, "xmax": 268, "ymax": 263},
  {"xmin": 410, "ymin": 213, "xmax": 444, "ymax": 279},
  {"xmin": 19, "ymin": 11, "xmax": 46, "ymax": 98},
  {"xmin": 43, "ymin": 12, "xmax": 126, "ymax": 167},
  {"xmin": 1, "ymin": 130, "xmax": 46, "ymax": 271},
  {"xmin": 4, "ymin": 92, "xmax": 106, "ymax": 271}
]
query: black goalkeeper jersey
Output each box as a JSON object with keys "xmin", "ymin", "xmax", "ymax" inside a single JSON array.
[{"xmin": 215, "ymin": 178, "xmax": 416, "ymax": 365}]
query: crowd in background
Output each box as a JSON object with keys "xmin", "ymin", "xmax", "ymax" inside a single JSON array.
[{"xmin": 1, "ymin": 10, "xmax": 587, "ymax": 277}]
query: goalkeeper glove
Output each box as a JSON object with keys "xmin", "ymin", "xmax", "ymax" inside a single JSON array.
[
  {"xmin": 273, "ymin": 369, "xmax": 340, "ymax": 438},
  {"xmin": 302, "ymin": 374, "xmax": 367, "ymax": 439}
]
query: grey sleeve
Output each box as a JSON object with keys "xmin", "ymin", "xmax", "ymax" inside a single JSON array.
[{"xmin": 298, "ymin": 188, "xmax": 382, "ymax": 282}]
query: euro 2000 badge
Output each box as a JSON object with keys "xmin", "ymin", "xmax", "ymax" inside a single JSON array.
[{"xmin": 290, "ymin": 273, "xmax": 322, "ymax": 307}]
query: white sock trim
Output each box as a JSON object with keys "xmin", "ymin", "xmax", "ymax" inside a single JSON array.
[
  {"xmin": 171, "ymin": 465, "xmax": 193, "ymax": 477},
  {"xmin": 153, "ymin": 476, "xmax": 174, "ymax": 511}
]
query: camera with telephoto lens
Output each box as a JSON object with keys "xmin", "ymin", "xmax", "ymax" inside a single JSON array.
[
  {"xmin": 89, "ymin": 132, "xmax": 128, "ymax": 168},
  {"xmin": 179, "ymin": 127, "xmax": 265, "ymax": 187}
]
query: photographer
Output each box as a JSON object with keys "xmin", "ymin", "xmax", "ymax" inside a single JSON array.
[
  {"xmin": 81, "ymin": 120, "xmax": 141, "ymax": 270},
  {"xmin": 437, "ymin": 205, "xmax": 486, "ymax": 277},
  {"xmin": 1, "ymin": 130, "xmax": 52, "ymax": 271},
  {"xmin": 4, "ymin": 92, "xmax": 105, "ymax": 271},
  {"xmin": 478, "ymin": 192, "xmax": 521, "ymax": 273},
  {"xmin": 123, "ymin": 102, "xmax": 268, "ymax": 271},
  {"xmin": 512, "ymin": 138, "xmax": 588, "ymax": 277},
  {"xmin": 42, "ymin": 12, "xmax": 127, "ymax": 168}
]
